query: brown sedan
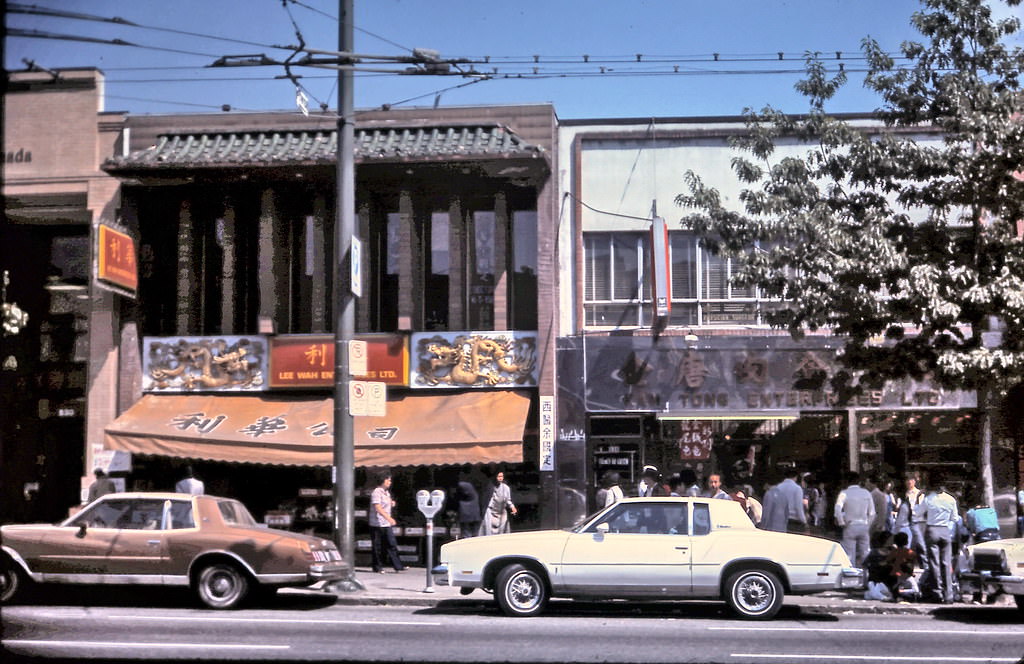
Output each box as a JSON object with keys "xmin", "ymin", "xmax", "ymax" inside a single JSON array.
[{"xmin": 0, "ymin": 492, "xmax": 346, "ymax": 609}]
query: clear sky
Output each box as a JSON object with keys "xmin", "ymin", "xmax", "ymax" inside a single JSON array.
[{"xmin": 5, "ymin": 1, "xmax": 1022, "ymax": 120}]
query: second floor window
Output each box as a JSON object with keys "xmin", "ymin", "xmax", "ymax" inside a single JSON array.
[{"xmin": 584, "ymin": 231, "xmax": 764, "ymax": 328}]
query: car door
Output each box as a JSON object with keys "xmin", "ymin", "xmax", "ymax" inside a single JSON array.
[
  {"xmin": 686, "ymin": 502, "xmax": 724, "ymax": 596},
  {"xmin": 39, "ymin": 497, "xmax": 169, "ymax": 578},
  {"xmin": 33, "ymin": 498, "xmax": 133, "ymax": 576},
  {"xmin": 559, "ymin": 502, "xmax": 691, "ymax": 596}
]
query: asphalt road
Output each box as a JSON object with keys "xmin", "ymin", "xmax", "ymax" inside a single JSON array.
[{"xmin": 3, "ymin": 590, "xmax": 1022, "ymax": 663}]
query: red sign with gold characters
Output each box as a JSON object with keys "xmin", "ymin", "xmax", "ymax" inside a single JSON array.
[
  {"xmin": 676, "ymin": 420, "xmax": 714, "ymax": 460},
  {"xmin": 97, "ymin": 224, "xmax": 138, "ymax": 294},
  {"xmin": 269, "ymin": 334, "xmax": 408, "ymax": 388}
]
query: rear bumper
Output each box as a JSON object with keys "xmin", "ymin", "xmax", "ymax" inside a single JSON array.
[
  {"xmin": 835, "ymin": 567, "xmax": 865, "ymax": 590},
  {"xmin": 309, "ymin": 561, "xmax": 348, "ymax": 581}
]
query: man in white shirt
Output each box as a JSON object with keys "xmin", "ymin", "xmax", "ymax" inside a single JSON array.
[
  {"xmin": 175, "ymin": 466, "xmax": 204, "ymax": 495},
  {"xmin": 923, "ymin": 474, "xmax": 960, "ymax": 603},
  {"xmin": 834, "ymin": 471, "xmax": 875, "ymax": 567}
]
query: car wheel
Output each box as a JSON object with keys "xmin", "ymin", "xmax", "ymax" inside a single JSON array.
[
  {"xmin": 196, "ymin": 563, "xmax": 249, "ymax": 609},
  {"xmin": 725, "ymin": 568, "xmax": 783, "ymax": 620},
  {"xmin": 0, "ymin": 558, "xmax": 25, "ymax": 604},
  {"xmin": 494, "ymin": 564, "xmax": 548, "ymax": 617}
]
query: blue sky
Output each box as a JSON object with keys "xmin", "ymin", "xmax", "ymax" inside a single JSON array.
[{"xmin": 5, "ymin": 1, "xmax": 1022, "ymax": 119}]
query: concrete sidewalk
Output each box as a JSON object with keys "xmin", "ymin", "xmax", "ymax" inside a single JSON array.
[{"xmin": 308, "ymin": 566, "xmax": 1018, "ymax": 616}]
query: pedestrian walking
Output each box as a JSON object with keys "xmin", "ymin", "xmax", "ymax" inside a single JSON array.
[
  {"xmin": 601, "ymin": 471, "xmax": 624, "ymax": 507},
  {"xmin": 869, "ymin": 475, "xmax": 889, "ymax": 535},
  {"xmin": 679, "ymin": 468, "xmax": 702, "ymax": 497},
  {"xmin": 175, "ymin": 465, "xmax": 204, "ymax": 495},
  {"xmin": 87, "ymin": 468, "xmax": 117, "ymax": 503},
  {"xmin": 640, "ymin": 466, "xmax": 669, "ymax": 497},
  {"xmin": 369, "ymin": 471, "xmax": 405, "ymax": 573},
  {"xmin": 454, "ymin": 465, "xmax": 481, "ymax": 539},
  {"xmin": 479, "ymin": 470, "xmax": 517, "ymax": 535},
  {"xmin": 759, "ymin": 475, "xmax": 788, "ymax": 532},
  {"xmin": 905, "ymin": 471, "xmax": 930, "ymax": 579},
  {"xmin": 777, "ymin": 468, "xmax": 808, "ymax": 533},
  {"xmin": 834, "ymin": 471, "xmax": 876, "ymax": 567},
  {"xmin": 923, "ymin": 474, "xmax": 960, "ymax": 603},
  {"xmin": 703, "ymin": 473, "xmax": 730, "ymax": 500}
]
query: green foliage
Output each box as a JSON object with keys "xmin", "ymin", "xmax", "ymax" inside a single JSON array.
[{"xmin": 677, "ymin": 0, "xmax": 1024, "ymax": 395}]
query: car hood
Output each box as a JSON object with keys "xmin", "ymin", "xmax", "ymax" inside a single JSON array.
[
  {"xmin": 442, "ymin": 529, "xmax": 572, "ymax": 552},
  {"xmin": 968, "ymin": 536, "xmax": 1024, "ymax": 556},
  {"xmin": 0, "ymin": 524, "xmax": 54, "ymax": 548}
]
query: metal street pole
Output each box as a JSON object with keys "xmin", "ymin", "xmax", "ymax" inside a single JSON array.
[{"xmin": 329, "ymin": 0, "xmax": 362, "ymax": 593}]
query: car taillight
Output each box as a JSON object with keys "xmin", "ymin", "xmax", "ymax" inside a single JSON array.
[{"xmin": 299, "ymin": 540, "xmax": 315, "ymax": 562}]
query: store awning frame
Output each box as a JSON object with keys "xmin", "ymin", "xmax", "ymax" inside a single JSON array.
[
  {"xmin": 656, "ymin": 412, "xmax": 800, "ymax": 421},
  {"xmin": 103, "ymin": 391, "xmax": 530, "ymax": 468}
]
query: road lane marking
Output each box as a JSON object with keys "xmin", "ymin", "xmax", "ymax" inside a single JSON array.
[
  {"xmin": 712, "ymin": 626, "xmax": 1021, "ymax": 635},
  {"xmin": 731, "ymin": 655, "xmax": 1019, "ymax": 662},
  {"xmin": 4, "ymin": 640, "xmax": 289, "ymax": 651},
  {"xmin": 108, "ymin": 614, "xmax": 441, "ymax": 626}
]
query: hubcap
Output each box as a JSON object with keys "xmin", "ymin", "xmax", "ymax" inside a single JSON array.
[
  {"xmin": 736, "ymin": 574, "xmax": 772, "ymax": 613},
  {"xmin": 209, "ymin": 572, "xmax": 235, "ymax": 598},
  {"xmin": 507, "ymin": 572, "xmax": 540, "ymax": 611}
]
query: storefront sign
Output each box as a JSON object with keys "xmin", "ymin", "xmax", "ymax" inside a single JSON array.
[
  {"xmin": 269, "ymin": 334, "xmax": 408, "ymax": 388},
  {"xmin": 584, "ymin": 335, "xmax": 976, "ymax": 415},
  {"xmin": 410, "ymin": 330, "xmax": 539, "ymax": 389},
  {"xmin": 96, "ymin": 224, "xmax": 138, "ymax": 295},
  {"xmin": 539, "ymin": 395, "xmax": 555, "ymax": 471},
  {"xmin": 674, "ymin": 420, "xmax": 714, "ymax": 460},
  {"xmin": 142, "ymin": 336, "xmax": 268, "ymax": 392}
]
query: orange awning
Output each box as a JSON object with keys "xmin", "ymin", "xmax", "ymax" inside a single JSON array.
[{"xmin": 103, "ymin": 391, "xmax": 529, "ymax": 467}]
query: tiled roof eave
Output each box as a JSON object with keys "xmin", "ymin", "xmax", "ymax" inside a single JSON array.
[{"xmin": 104, "ymin": 150, "xmax": 547, "ymax": 174}]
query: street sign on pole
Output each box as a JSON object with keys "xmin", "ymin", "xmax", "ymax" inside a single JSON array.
[
  {"xmin": 349, "ymin": 380, "xmax": 386, "ymax": 417},
  {"xmin": 351, "ymin": 235, "xmax": 362, "ymax": 298},
  {"xmin": 348, "ymin": 339, "xmax": 367, "ymax": 376}
]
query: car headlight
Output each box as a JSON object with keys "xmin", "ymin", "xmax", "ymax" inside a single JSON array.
[{"xmin": 999, "ymin": 549, "xmax": 1010, "ymax": 575}]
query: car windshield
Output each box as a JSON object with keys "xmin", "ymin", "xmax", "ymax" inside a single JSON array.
[{"xmin": 217, "ymin": 499, "xmax": 258, "ymax": 526}]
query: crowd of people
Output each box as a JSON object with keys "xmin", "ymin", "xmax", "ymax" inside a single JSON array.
[{"xmin": 597, "ymin": 464, "xmax": 1009, "ymax": 604}]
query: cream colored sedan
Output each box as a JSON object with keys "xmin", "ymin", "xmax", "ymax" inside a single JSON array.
[{"xmin": 436, "ymin": 497, "xmax": 861, "ymax": 619}]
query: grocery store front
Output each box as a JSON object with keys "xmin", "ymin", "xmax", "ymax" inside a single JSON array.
[{"xmin": 556, "ymin": 332, "xmax": 981, "ymax": 517}]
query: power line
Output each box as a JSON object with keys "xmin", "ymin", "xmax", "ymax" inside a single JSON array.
[
  {"xmin": 7, "ymin": 2, "xmax": 297, "ymax": 52},
  {"xmin": 284, "ymin": 0, "xmax": 415, "ymax": 53}
]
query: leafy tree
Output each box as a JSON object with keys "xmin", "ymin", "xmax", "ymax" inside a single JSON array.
[{"xmin": 677, "ymin": 0, "xmax": 1024, "ymax": 506}]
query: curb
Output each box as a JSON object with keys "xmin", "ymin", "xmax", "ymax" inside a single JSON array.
[{"xmin": 315, "ymin": 590, "xmax": 983, "ymax": 616}]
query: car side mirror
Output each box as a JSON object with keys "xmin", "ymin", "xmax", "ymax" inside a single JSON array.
[
  {"xmin": 595, "ymin": 522, "xmax": 610, "ymax": 534},
  {"xmin": 76, "ymin": 523, "xmax": 88, "ymax": 538}
]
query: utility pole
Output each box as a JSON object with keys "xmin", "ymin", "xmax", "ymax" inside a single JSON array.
[{"xmin": 330, "ymin": 0, "xmax": 361, "ymax": 592}]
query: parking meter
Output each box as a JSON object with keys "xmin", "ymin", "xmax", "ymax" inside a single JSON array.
[{"xmin": 416, "ymin": 489, "xmax": 446, "ymax": 592}]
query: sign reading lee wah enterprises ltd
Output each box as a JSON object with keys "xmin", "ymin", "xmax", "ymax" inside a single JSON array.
[{"xmin": 269, "ymin": 334, "xmax": 408, "ymax": 389}]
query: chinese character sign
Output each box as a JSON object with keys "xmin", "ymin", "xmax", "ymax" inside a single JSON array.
[
  {"xmin": 676, "ymin": 420, "xmax": 714, "ymax": 460},
  {"xmin": 97, "ymin": 225, "xmax": 138, "ymax": 294}
]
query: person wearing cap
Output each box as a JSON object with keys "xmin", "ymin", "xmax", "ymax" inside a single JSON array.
[
  {"xmin": 640, "ymin": 466, "xmax": 669, "ymax": 497},
  {"xmin": 637, "ymin": 465, "xmax": 658, "ymax": 496},
  {"xmin": 87, "ymin": 468, "xmax": 117, "ymax": 503}
]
